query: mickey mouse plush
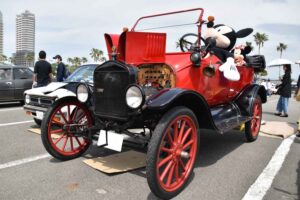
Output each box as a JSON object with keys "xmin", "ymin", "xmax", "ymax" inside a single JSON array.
[{"xmin": 203, "ymin": 16, "xmax": 253, "ymax": 81}]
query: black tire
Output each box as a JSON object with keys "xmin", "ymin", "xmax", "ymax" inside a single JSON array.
[
  {"xmin": 41, "ymin": 97, "xmax": 92, "ymax": 161},
  {"xmin": 34, "ymin": 118, "xmax": 42, "ymax": 126},
  {"xmin": 245, "ymin": 96, "xmax": 262, "ymax": 142},
  {"xmin": 146, "ymin": 106, "xmax": 200, "ymax": 199}
]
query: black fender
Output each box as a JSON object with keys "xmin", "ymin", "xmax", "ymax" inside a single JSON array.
[
  {"xmin": 234, "ymin": 84, "xmax": 267, "ymax": 116},
  {"xmin": 145, "ymin": 88, "xmax": 217, "ymax": 130}
]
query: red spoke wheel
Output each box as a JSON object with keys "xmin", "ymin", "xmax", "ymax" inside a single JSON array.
[
  {"xmin": 245, "ymin": 96, "xmax": 262, "ymax": 142},
  {"xmin": 41, "ymin": 97, "xmax": 93, "ymax": 161},
  {"xmin": 146, "ymin": 107, "xmax": 199, "ymax": 199}
]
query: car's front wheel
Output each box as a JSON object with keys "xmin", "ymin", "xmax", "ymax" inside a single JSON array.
[
  {"xmin": 146, "ymin": 106, "xmax": 200, "ymax": 199},
  {"xmin": 41, "ymin": 97, "xmax": 93, "ymax": 161}
]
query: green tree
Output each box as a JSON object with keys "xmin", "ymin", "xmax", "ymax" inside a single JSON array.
[
  {"xmin": 276, "ymin": 43, "xmax": 287, "ymax": 58},
  {"xmin": 81, "ymin": 57, "xmax": 88, "ymax": 64},
  {"xmin": 90, "ymin": 48, "xmax": 99, "ymax": 62},
  {"xmin": 25, "ymin": 52, "xmax": 35, "ymax": 67},
  {"xmin": 67, "ymin": 57, "xmax": 74, "ymax": 66},
  {"xmin": 253, "ymin": 32, "xmax": 269, "ymax": 54},
  {"xmin": 0, "ymin": 54, "xmax": 7, "ymax": 63},
  {"xmin": 90, "ymin": 48, "xmax": 106, "ymax": 62},
  {"xmin": 73, "ymin": 57, "xmax": 81, "ymax": 67}
]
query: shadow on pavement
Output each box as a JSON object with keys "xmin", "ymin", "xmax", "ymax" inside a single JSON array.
[
  {"xmin": 0, "ymin": 101, "xmax": 22, "ymax": 108},
  {"xmin": 195, "ymin": 129, "xmax": 245, "ymax": 167}
]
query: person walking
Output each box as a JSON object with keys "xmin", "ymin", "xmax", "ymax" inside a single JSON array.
[
  {"xmin": 274, "ymin": 64, "xmax": 292, "ymax": 117},
  {"xmin": 33, "ymin": 50, "xmax": 52, "ymax": 87},
  {"xmin": 53, "ymin": 55, "xmax": 67, "ymax": 82}
]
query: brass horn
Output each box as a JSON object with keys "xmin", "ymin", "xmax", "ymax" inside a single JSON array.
[
  {"xmin": 203, "ymin": 63, "xmax": 216, "ymax": 77},
  {"xmin": 203, "ymin": 53, "xmax": 216, "ymax": 77}
]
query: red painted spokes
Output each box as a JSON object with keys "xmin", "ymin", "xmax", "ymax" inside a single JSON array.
[
  {"xmin": 156, "ymin": 116, "xmax": 198, "ymax": 192},
  {"xmin": 48, "ymin": 102, "xmax": 92, "ymax": 156},
  {"xmin": 251, "ymin": 99, "xmax": 262, "ymax": 137}
]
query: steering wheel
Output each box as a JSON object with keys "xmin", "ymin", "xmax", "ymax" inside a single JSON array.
[{"xmin": 179, "ymin": 33, "xmax": 207, "ymax": 53}]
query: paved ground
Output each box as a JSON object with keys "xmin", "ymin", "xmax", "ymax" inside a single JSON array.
[{"xmin": 0, "ymin": 95, "xmax": 299, "ymax": 200}]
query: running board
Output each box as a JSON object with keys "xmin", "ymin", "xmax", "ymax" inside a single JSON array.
[{"xmin": 210, "ymin": 103, "xmax": 251, "ymax": 134}]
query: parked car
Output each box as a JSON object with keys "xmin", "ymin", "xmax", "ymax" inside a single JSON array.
[
  {"xmin": 0, "ymin": 64, "xmax": 33, "ymax": 104},
  {"xmin": 23, "ymin": 64, "xmax": 97, "ymax": 126},
  {"xmin": 40, "ymin": 8, "xmax": 267, "ymax": 199}
]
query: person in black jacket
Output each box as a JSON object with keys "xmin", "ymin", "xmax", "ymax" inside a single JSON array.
[
  {"xmin": 53, "ymin": 55, "xmax": 66, "ymax": 82},
  {"xmin": 274, "ymin": 64, "xmax": 292, "ymax": 117}
]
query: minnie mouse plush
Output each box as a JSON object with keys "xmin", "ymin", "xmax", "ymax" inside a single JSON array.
[{"xmin": 203, "ymin": 16, "xmax": 253, "ymax": 81}]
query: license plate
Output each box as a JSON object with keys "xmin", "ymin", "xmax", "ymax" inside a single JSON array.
[
  {"xmin": 97, "ymin": 130, "xmax": 124, "ymax": 152},
  {"xmin": 36, "ymin": 111, "xmax": 44, "ymax": 120}
]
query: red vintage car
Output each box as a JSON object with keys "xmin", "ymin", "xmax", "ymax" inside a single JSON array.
[{"xmin": 41, "ymin": 8, "xmax": 266, "ymax": 199}]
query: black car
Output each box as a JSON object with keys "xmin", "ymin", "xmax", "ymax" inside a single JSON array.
[{"xmin": 0, "ymin": 64, "xmax": 33, "ymax": 103}]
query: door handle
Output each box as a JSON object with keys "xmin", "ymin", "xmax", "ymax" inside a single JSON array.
[{"xmin": 5, "ymin": 82, "xmax": 12, "ymax": 85}]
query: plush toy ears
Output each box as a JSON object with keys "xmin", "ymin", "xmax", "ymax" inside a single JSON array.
[
  {"xmin": 243, "ymin": 46, "xmax": 252, "ymax": 55},
  {"xmin": 236, "ymin": 28, "xmax": 253, "ymax": 38}
]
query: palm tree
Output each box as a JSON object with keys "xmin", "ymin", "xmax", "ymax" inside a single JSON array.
[
  {"xmin": 81, "ymin": 57, "xmax": 88, "ymax": 64},
  {"xmin": 276, "ymin": 43, "xmax": 287, "ymax": 58},
  {"xmin": 73, "ymin": 57, "xmax": 81, "ymax": 67},
  {"xmin": 90, "ymin": 48, "xmax": 99, "ymax": 62},
  {"xmin": 98, "ymin": 50, "xmax": 106, "ymax": 62},
  {"xmin": 67, "ymin": 57, "xmax": 74, "ymax": 66},
  {"xmin": 253, "ymin": 32, "xmax": 269, "ymax": 54},
  {"xmin": 90, "ymin": 48, "xmax": 106, "ymax": 63},
  {"xmin": 25, "ymin": 52, "xmax": 35, "ymax": 67}
]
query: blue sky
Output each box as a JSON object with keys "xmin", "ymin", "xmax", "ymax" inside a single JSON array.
[{"xmin": 1, "ymin": 0, "xmax": 300, "ymax": 80}]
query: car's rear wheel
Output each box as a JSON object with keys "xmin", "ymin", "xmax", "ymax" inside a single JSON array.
[
  {"xmin": 146, "ymin": 106, "xmax": 199, "ymax": 199},
  {"xmin": 245, "ymin": 96, "xmax": 262, "ymax": 142},
  {"xmin": 41, "ymin": 98, "xmax": 92, "ymax": 161}
]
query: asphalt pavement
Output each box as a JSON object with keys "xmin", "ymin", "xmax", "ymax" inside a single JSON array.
[{"xmin": 0, "ymin": 95, "xmax": 299, "ymax": 200}]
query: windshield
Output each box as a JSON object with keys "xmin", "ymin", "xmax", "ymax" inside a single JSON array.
[{"xmin": 66, "ymin": 65, "xmax": 97, "ymax": 83}]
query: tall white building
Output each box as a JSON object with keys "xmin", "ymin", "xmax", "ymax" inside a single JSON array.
[
  {"xmin": 16, "ymin": 10, "xmax": 35, "ymax": 66},
  {"xmin": 0, "ymin": 11, "xmax": 3, "ymax": 55}
]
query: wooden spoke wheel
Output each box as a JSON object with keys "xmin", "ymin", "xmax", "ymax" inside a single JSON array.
[
  {"xmin": 41, "ymin": 98, "xmax": 93, "ymax": 161},
  {"xmin": 146, "ymin": 107, "xmax": 199, "ymax": 199}
]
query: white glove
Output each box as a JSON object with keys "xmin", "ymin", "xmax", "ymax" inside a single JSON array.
[{"xmin": 219, "ymin": 57, "xmax": 240, "ymax": 81}]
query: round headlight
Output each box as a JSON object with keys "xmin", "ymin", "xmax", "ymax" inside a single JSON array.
[
  {"xmin": 76, "ymin": 84, "xmax": 89, "ymax": 103},
  {"xmin": 126, "ymin": 85, "xmax": 144, "ymax": 109},
  {"xmin": 25, "ymin": 94, "xmax": 30, "ymax": 104}
]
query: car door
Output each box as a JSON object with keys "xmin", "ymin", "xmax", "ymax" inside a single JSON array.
[
  {"xmin": 0, "ymin": 68, "xmax": 14, "ymax": 101},
  {"xmin": 13, "ymin": 68, "xmax": 33, "ymax": 100}
]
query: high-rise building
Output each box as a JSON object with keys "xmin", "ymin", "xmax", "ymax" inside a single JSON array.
[
  {"xmin": 0, "ymin": 11, "xmax": 3, "ymax": 55},
  {"xmin": 15, "ymin": 10, "xmax": 35, "ymax": 66}
]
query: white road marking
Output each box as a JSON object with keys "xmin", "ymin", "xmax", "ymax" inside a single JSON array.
[
  {"xmin": 0, "ymin": 120, "xmax": 34, "ymax": 127},
  {"xmin": 0, "ymin": 107, "xmax": 23, "ymax": 112},
  {"xmin": 0, "ymin": 153, "xmax": 51, "ymax": 170},
  {"xmin": 242, "ymin": 134, "xmax": 296, "ymax": 200}
]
